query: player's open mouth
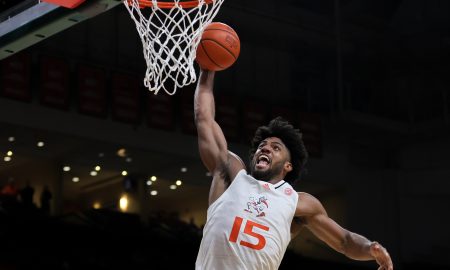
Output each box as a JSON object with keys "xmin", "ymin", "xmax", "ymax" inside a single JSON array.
[{"xmin": 256, "ymin": 154, "xmax": 271, "ymax": 169}]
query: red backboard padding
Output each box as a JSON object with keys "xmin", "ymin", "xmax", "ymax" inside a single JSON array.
[{"xmin": 42, "ymin": 0, "xmax": 86, "ymax": 9}]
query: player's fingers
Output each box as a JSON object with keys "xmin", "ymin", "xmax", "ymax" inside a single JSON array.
[
  {"xmin": 371, "ymin": 242, "xmax": 393, "ymax": 270},
  {"xmin": 379, "ymin": 258, "xmax": 393, "ymax": 270},
  {"xmin": 387, "ymin": 261, "xmax": 394, "ymax": 270},
  {"xmin": 375, "ymin": 253, "xmax": 390, "ymax": 268}
]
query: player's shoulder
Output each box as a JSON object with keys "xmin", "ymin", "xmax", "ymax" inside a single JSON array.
[
  {"xmin": 297, "ymin": 191, "xmax": 320, "ymax": 203},
  {"xmin": 295, "ymin": 192, "xmax": 326, "ymax": 216},
  {"xmin": 227, "ymin": 151, "xmax": 247, "ymax": 180},
  {"xmin": 228, "ymin": 151, "xmax": 246, "ymax": 170}
]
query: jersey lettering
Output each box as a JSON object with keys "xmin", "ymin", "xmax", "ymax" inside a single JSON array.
[{"xmin": 229, "ymin": 216, "xmax": 269, "ymax": 250}]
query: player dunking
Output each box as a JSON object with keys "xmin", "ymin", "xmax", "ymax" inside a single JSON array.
[{"xmin": 194, "ymin": 70, "xmax": 393, "ymax": 270}]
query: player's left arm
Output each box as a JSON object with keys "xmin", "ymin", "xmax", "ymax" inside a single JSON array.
[{"xmin": 296, "ymin": 192, "xmax": 393, "ymax": 270}]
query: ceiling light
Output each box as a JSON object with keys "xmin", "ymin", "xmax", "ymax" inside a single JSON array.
[
  {"xmin": 72, "ymin": 177, "xmax": 80, "ymax": 182},
  {"xmin": 95, "ymin": 165, "xmax": 101, "ymax": 171},
  {"xmin": 146, "ymin": 180, "xmax": 152, "ymax": 186},
  {"xmin": 181, "ymin": 167, "xmax": 187, "ymax": 173},
  {"xmin": 170, "ymin": 185, "xmax": 177, "ymax": 190},
  {"xmin": 63, "ymin": 166, "xmax": 71, "ymax": 172},
  {"xmin": 37, "ymin": 141, "xmax": 44, "ymax": 147},
  {"xmin": 4, "ymin": 156, "xmax": 11, "ymax": 162},
  {"xmin": 117, "ymin": 148, "xmax": 127, "ymax": 157},
  {"xmin": 150, "ymin": 176, "xmax": 157, "ymax": 181},
  {"xmin": 98, "ymin": 152, "xmax": 104, "ymax": 157},
  {"xmin": 125, "ymin": 157, "xmax": 132, "ymax": 163},
  {"xmin": 150, "ymin": 190, "xmax": 158, "ymax": 196},
  {"xmin": 90, "ymin": 171, "xmax": 98, "ymax": 176},
  {"xmin": 6, "ymin": 151, "xmax": 13, "ymax": 156},
  {"xmin": 8, "ymin": 136, "xmax": 15, "ymax": 142},
  {"xmin": 122, "ymin": 170, "xmax": 128, "ymax": 176},
  {"xmin": 93, "ymin": 202, "xmax": 101, "ymax": 209},
  {"xmin": 119, "ymin": 195, "xmax": 128, "ymax": 211},
  {"xmin": 175, "ymin": 180, "xmax": 182, "ymax": 186}
]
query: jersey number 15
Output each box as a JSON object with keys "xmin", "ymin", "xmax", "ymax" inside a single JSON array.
[{"xmin": 229, "ymin": 216, "xmax": 269, "ymax": 250}]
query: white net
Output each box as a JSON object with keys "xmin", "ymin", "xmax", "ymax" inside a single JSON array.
[{"xmin": 124, "ymin": 0, "xmax": 225, "ymax": 95}]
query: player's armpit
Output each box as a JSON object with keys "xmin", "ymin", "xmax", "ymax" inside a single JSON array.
[{"xmin": 207, "ymin": 151, "xmax": 245, "ymax": 205}]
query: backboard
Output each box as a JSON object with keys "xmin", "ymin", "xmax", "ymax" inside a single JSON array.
[{"xmin": 0, "ymin": 0, "xmax": 122, "ymax": 60}]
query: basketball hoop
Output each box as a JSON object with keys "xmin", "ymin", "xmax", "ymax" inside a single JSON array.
[{"xmin": 124, "ymin": 0, "xmax": 225, "ymax": 95}]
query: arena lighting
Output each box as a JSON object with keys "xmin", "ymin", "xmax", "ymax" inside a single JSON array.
[
  {"xmin": 146, "ymin": 180, "xmax": 152, "ymax": 186},
  {"xmin": 6, "ymin": 151, "xmax": 12, "ymax": 156},
  {"xmin": 4, "ymin": 156, "xmax": 11, "ymax": 162},
  {"xmin": 175, "ymin": 180, "xmax": 182, "ymax": 186},
  {"xmin": 8, "ymin": 136, "xmax": 15, "ymax": 142},
  {"xmin": 90, "ymin": 171, "xmax": 97, "ymax": 176},
  {"xmin": 95, "ymin": 165, "xmax": 101, "ymax": 171},
  {"xmin": 125, "ymin": 157, "xmax": 132, "ymax": 163},
  {"xmin": 170, "ymin": 185, "xmax": 177, "ymax": 190},
  {"xmin": 63, "ymin": 166, "xmax": 71, "ymax": 172},
  {"xmin": 181, "ymin": 167, "xmax": 187, "ymax": 172},
  {"xmin": 72, "ymin": 177, "xmax": 80, "ymax": 182},
  {"xmin": 122, "ymin": 170, "xmax": 128, "ymax": 176},
  {"xmin": 150, "ymin": 190, "xmax": 158, "ymax": 196},
  {"xmin": 37, "ymin": 141, "xmax": 45, "ymax": 147},
  {"xmin": 150, "ymin": 176, "xmax": 157, "ymax": 181},
  {"xmin": 119, "ymin": 195, "xmax": 128, "ymax": 211},
  {"xmin": 117, "ymin": 148, "xmax": 127, "ymax": 157},
  {"xmin": 93, "ymin": 202, "xmax": 101, "ymax": 209}
]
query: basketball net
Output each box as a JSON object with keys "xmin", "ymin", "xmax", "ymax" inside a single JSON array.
[{"xmin": 124, "ymin": 0, "xmax": 225, "ymax": 95}]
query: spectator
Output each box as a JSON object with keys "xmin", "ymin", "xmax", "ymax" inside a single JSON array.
[
  {"xmin": 40, "ymin": 185, "xmax": 52, "ymax": 215},
  {"xmin": 20, "ymin": 180, "xmax": 35, "ymax": 209},
  {"xmin": 1, "ymin": 177, "xmax": 18, "ymax": 196},
  {"xmin": 0, "ymin": 177, "xmax": 19, "ymax": 212}
]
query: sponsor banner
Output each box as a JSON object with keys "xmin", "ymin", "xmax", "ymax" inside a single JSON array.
[
  {"xmin": 147, "ymin": 90, "xmax": 175, "ymax": 130},
  {"xmin": 112, "ymin": 73, "xmax": 141, "ymax": 124},
  {"xmin": 0, "ymin": 52, "xmax": 31, "ymax": 101},
  {"xmin": 78, "ymin": 65, "xmax": 107, "ymax": 117},
  {"xmin": 40, "ymin": 56, "xmax": 70, "ymax": 109}
]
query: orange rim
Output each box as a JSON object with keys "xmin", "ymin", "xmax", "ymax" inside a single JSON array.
[{"xmin": 129, "ymin": 0, "xmax": 215, "ymax": 9}]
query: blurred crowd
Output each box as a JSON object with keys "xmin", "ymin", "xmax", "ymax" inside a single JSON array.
[{"xmin": 0, "ymin": 177, "xmax": 52, "ymax": 216}]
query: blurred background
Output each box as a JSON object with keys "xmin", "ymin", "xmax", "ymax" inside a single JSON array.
[{"xmin": 0, "ymin": 0, "xmax": 449, "ymax": 269}]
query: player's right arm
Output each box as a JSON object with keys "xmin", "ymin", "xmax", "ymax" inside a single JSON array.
[{"xmin": 194, "ymin": 70, "xmax": 245, "ymax": 203}]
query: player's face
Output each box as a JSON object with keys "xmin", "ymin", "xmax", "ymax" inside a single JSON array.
[{"xmin": 250, "ymin": 137, "xmax": 291, "ymax": 181}]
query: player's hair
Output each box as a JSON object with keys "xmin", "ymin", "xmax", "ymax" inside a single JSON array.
[{"xmin": 249, "ymin": 117, "xmax": 308, "ymax": 185}]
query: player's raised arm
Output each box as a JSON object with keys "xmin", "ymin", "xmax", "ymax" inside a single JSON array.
[
  {"xmin": 296, "ymin": 192, "xmax": 393, "ymax": 270},
  {"xmin": 194, "ymin": 70, "xmax": 243, "ymax": 176},
  {"xmin": 194, "ymin": 70, "xmax": 226, "ymax": 172}
]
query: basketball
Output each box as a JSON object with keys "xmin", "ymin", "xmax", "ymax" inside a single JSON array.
[{"xmin": 195, "ymin": 22, "xmax": 240, "ymax": 71}]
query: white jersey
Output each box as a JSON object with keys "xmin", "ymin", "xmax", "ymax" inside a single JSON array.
[{"xmin": 196, "ymin": 169, "xmax": 298, "ymax": 270}]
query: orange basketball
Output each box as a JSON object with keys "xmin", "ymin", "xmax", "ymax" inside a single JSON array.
[{"xmin": 196, "ymin": 22, "xmax": 240, "ymax": 71}]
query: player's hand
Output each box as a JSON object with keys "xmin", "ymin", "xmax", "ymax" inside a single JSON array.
[{"xmin": 370, "ymin": 242, "xmax": 393, "ymax": 270}]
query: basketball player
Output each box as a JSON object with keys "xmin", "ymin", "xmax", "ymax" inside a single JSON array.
[{"xmin": 194, "ymin": 70, "xmax": 393, "ymax": 270}]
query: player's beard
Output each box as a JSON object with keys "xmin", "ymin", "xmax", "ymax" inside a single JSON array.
[{"xmin": 250, "ymin": 159, "xmax": 284, "ymax": 182}]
